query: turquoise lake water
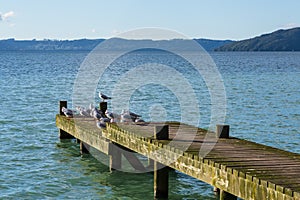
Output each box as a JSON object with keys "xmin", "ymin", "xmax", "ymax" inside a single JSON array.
[{"xmin": 0, "ymin": 51, "xmax": 299, "ymax": 199}]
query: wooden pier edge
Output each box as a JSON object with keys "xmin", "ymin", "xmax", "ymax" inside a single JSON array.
[
  {"xmin": 56, "ymin": 101, "xmax": 300, "ymax": 200},
  {"xmin": 58, "ymin": 101, "xmax": 75, "ymax": 139}
]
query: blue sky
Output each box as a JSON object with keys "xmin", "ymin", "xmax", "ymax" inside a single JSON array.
[{"xmin": 0, "ymin": 0, "xmax": 299, "ymax": 40}]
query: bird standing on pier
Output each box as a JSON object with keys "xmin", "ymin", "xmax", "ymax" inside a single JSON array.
[
  {"xmin": 120, "ymin": 109, "xmax": 141, "ymax": 122},
  {"xmin": 99, "ymin": 92, "xmax": 111, "ymax": 102},
  {"xmin": 75, "ymin": 106, "xmax": 90, "ymax": 117},
  {"xmin": 105, "ymin": 110, "xmax": 121, "ymax": 122},
  {"xmin": 96, "ymin": 120, "xmax": 106, "ymax": 129},
  {"xmin": 100, "ymin": 117, "xmax": 110, "ymax": 123},
  {"xmin": 96, "ymin": 117, "xmax": 110, "ymax": 129},
  {"xmin": 61, "ymin": 107, "xmax": 75, "ymax": 118},
  {"xmin": 92, "ymin": 107, "xmax": 105, "ymax": 120},
  {"xmin": 85, "ymin": 103, "xmax": 93, "ymax": 116}
]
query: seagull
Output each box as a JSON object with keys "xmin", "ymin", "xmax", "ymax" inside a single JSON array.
[
  {"xmin": 100, "ymin": 117, "xmax": 110, "ymax": 123},
  {"xmin": 92, "ymin": 107, "xmax": 106, "ymax": 119},
  {"xmin": 92, "ymin": 108, "xmax": 102, "ymax": 120},
  {"xmin": 121, "ymin": 109, "xmax": 141, "ymax": 122},
  {"xmin": 99, "ymin": 92, "xmax": 111, "ymax": 102},
  {"xmin": 96, "ymin": 117, "xmax": 110, "ymax": 129},
  {"xmin": 124, "ymin": 110, "xmax": 141, "ymax": 118},
  {"xmin": 85, "ymin": 103, "xmax": 93, "ymax": 115},
  {"xmin": 120, "ymin": 113, "xmax": 133, "ymax": 122},
  {"xmin": 105, "ymin": 111, "xmax": 114, "ymax": 119},
  {"xmin": 105, "ymin": 110, "xmax": 121, "ymax": 121},
  {"xmin": 106, "ymin": 110, "xmax": 121, "ymax": 122},
  {"xmin": 79, "ymin": 108, "xmax": 90, "ymax": 117},
  {"xmin": 96, "ymin": 120, "xmax": 106, "ymax": 129},
  {"xmin": 61, "ymin": 107, "xmax": 75, "ymax": 118},
  {"xmin": 75, "ymin": 106, "xmax": 83, "ymax": 111},
  {"xmin": 75, "ymin": 106, "xmax": 90, "ymax": 117}
]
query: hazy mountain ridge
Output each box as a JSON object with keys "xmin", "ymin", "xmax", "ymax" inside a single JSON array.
[
  {"xmin": 0, "ymin": 38, "xmax": 104, "ymax": 51},
  {"xmin": 1, "ymin": 28, "xmax": 299, "ymax": 52},
  {"xmin": 0, "ymin": 38, "xmax": 233, "ymax": 51},
  {"xmin": 0, "ymin": 28, "xmax": 300, "ymax": 51},
  {"xmin": 194, "ymin": 39, "xmax": 233, "ymax": 51},
  {"xmin": 215, "ymin": 27, "xmax": 300, "ymax": 51}
]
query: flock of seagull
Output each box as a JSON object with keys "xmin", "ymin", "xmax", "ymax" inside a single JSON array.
[{"xmin": 61, "ymin": 92, "xmax": 144, "ymax": 129}]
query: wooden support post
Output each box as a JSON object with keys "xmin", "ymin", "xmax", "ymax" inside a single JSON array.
[
  {"xmin": 80, "ymin": 141, "xmax": 90, "ymax": 154},
  {"xmin": 59, "ymin": 129, "xmax": 74, "ymax": 139},
  {"xmin": 153, "ymin": 125, "xmax": 169, "ymax": 199},
  {"xmin": 216, "ymin": 125, "xmax": 230, "ymax": 138},
  {"xmin": 99, "ymin": 102, "xmax": 107, "ymax": 114},
  {"xmin": 220, "ymin": 190, "xmax": 237, "ymax": 200},
  {"xmin": 59, "ymin": 100, "xmax": 67, "ymax": 115},
  {"xmin": 154, "ymin": 125, "xmax": 169, "ymax": 140},
  {"xmin": 154, "ymin": 162, "xmax": 169, "ymax": 199},
  {"xmin": 109, "ymin": 143, "xmax": 122, "ymax": 171},
  {"xmin": 58, "ymin": 101, "xmax": 74, "ymax": 139}
]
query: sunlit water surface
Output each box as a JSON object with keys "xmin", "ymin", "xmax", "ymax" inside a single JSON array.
[{"xmin": 0, "ymin": 51, "xmax": 299, "ymax": 199}]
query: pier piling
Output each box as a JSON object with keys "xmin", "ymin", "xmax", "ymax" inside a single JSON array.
[
  {"xmin": 216, "ymin": 124, "xmax": 230, "ymax": 138},
  {"xmin": 154, "ymin": 125, "xmax": 169, "ymax": 140},
  {"xmin": 153, "ymin": 125, "xmax": 169, "ymax": 199},
  {"xmin": 80, "ymin": 141, "xmax": 90, "ymax": 154},
  {"xmin": 58, "ymin": 101, "xmax": 74, "ymax": 139},
  {"xmin": 99, "ymin": 102, "xmax": 107, "ymax": 114},
  {"xmin": 154, "ymin": 162, "xmax": 169, "ymax": 199},
  {"xmin": 59, "ymin": 100, "xmax": 67, "ymax": 116}
]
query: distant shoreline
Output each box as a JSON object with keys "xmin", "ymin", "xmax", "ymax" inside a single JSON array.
[
  {"xmin": 0, "ymin": 38, "xmax": 232, "ymax": 52},
  {"xmin": 1, "ymin": 27, "xmax": 300, "ymax": 52}
]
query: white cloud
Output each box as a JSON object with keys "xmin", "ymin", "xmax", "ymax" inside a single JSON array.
[
  {"xmin": 0, "ymin": 11, "xmax": 15, "ymax": 21},
  {"xmin": 3, "ymin": 11, "xmax": 14, "ymax": 19}
]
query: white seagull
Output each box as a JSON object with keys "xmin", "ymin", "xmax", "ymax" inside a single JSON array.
[
  {"xmin": 75, "ymin": 106, "xmax": 90, "ymax": 117},
  {"xmin": 61, "ymin": 107, "xmax": 75, "ymax": 118},
  {"xmin": 105, "ymin": 110, "xmax": 121, "ymax": 122},
  {"xmin": 121, "ymin": 109, "xmax": 141, "ymax": 122},
  {"xmin": 96, "ymin": 117, "xmax": 110, "ymax": 129},
  {"xmin": 99, "ymin": 92, "xmax": 111, "ymax": 102},
  {"xmin": 96, "ymin": 120, "xmax": 106, "ymax": 129}
]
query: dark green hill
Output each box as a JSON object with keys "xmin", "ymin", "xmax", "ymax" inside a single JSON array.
[
  {"xmin": 215, "ymin": 27, "xmax": 300, "ymax": 51},
  {"xmin": 194, "ymin": 39, "xmax": 233, "ymax": 51}
]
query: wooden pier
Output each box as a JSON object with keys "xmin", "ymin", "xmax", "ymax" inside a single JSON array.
[{"xmin": 56, "ymin": 101, "xmax": 300, "ymax": 200}]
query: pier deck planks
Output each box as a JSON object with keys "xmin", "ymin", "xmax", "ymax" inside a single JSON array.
[{"xmin": 56, "ymin": 115, "xmax": 300, "ymax": 200}]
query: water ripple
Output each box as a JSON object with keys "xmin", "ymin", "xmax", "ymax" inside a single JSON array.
[{"xmin": 0, "ymin": 51, "xmax": 299, "ymax": 199}]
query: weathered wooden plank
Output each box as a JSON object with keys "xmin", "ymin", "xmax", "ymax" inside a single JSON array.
[
  {"xmin": 56, "ymin": 115, "xmax": 300, "ymax": 200},
  {"xmin": 56, "ymin": 115, "xmax": 110, "ymax": 154}
]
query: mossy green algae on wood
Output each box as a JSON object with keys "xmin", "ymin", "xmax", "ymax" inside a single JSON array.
[{"xmin": 56, "ymin": 115, "xmax": 300, "ymax": 200}]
